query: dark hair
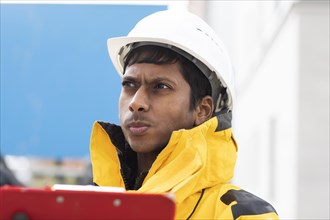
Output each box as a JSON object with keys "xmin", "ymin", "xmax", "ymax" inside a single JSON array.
[{"xmin": 123, "ymin": 45, "xmax": 212, "ymax": 111}]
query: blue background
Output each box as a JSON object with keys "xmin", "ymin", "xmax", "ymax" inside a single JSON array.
[{"xmin": 0, "ymin": 4, "xmax": 166, "ymax": 158}]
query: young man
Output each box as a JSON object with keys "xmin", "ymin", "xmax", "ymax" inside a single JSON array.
[{"xmin": 90, "ymin": 10, "xmax": 278, "ymax": 219}]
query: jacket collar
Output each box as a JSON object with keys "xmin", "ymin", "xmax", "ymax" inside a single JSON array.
[{"xmin": 90, "ymin": 113, "xmax": 237, "ymax": 203}]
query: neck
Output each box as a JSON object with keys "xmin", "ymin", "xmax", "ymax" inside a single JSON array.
[{"xmin": 136, "ymin": 152, "xmax": 158, "ymax": 174}]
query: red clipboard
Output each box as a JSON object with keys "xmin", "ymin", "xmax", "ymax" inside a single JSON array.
[{"xmin": 0, "ymin": 185, "xmax": 175, "ymax": 220}]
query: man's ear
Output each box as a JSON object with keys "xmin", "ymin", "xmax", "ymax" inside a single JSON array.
[{"xmin": 194, "ymin": 96, "xmax": 213, "ymax": 126}]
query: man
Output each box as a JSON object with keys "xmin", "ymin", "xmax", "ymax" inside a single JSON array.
[
  {"xmin": 0, "ymin": 155, "xmax": 23, "ymax": 187},
  {"xmin": 90, "ymin": 10, "xmax": 278, "ymax": 219}
]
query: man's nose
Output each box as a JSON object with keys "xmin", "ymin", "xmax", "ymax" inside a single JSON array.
[{"xmin": 129, "ymin": 88, "xmax": 150, "ymax": 112}]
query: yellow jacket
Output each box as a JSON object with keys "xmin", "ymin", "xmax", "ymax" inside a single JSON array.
[{"xmin": 90, "ymin": 115, "xmax": 279, "ymax": 219}]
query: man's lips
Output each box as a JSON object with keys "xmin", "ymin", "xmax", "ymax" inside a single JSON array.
[{"xmin": 126, "ymin": 121, "xmax": 150, "ymax": 135}]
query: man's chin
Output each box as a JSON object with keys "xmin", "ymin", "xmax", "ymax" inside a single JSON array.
[
  {"xmin": 128, "ymin": 142, "xmax": 164, "ymax": 155},
  {"xmin": 129, "ymin": 144, "xmax": 152, "ymax": 154}
]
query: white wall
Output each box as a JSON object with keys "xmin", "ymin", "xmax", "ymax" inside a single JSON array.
[
  {"xmin": 233, "ymin": 6, "xmax": 300, "ymax": 218},
  {"xmin": 296, "ymin": 3, "xmax": 329, "ymax": 218}
]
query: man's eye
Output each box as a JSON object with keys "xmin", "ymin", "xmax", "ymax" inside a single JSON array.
[
  {"xmin": 155, "ymin": 83, "xmax": 170, "ymax": 89},
  {"xmin": 122, "ymin": 81, "xmax": 135, "ymax": 88}
]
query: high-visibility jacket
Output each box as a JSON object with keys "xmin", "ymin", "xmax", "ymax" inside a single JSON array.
[{"xmin": 90, "ymin": 114, "xmax": 279, "ymax": 219}]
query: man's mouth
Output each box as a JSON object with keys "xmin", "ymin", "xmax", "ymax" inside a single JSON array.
[{"xmin": 127, "ymin": 121, "xmax": 150, "ymax": 135}]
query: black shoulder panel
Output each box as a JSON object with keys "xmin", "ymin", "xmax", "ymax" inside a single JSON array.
[{"xmin": 220, "ymin": 189, "xmax": 277, "ymax": 219}]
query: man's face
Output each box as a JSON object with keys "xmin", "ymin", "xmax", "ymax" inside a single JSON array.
[{"xmin": 119, "ymin": 62, "xmax": 197, "ymax": 154}]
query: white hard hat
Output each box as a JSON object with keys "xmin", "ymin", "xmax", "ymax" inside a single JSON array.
[{"xmin": 108, "ymin": 10, "xmax": 235, "ymax": 114}]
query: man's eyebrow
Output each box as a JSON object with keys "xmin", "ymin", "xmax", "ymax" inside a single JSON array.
[
  {"xmin": 148, "ymin": 76, "xmax": 177, "ymax": 85},
  {"xmin": 122, "ymin": 75, "xmax": 138, "ymax": 82},
  {"xmin": 123, "ymin": 75, "xmax": 177, "ymax": 85}
]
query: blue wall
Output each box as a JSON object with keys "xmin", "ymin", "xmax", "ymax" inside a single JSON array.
[{"xmin": 0, "ymin": 4, "xmax": 166, "ymax": 158}]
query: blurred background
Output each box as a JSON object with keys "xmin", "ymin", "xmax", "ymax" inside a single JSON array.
[{"xmin": 1, "ymin": 0, "xmax": 329, "ymax": 219}]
